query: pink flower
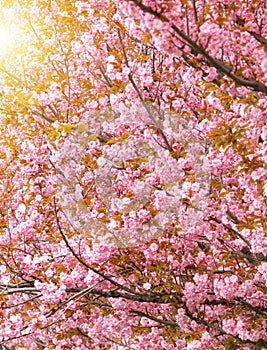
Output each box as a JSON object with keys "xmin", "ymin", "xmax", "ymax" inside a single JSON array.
[
  {"xmin": 205, "ymin": 67, "xmax": 218, "ymax": 82},
  {"xmin": 143, "ymin": 282, "xmax": 151, "ymax": 290},
  {"xmin": 150, "ymin": 243, "xmax": 158, "ymax": 252},
  {"xmin": 261, "ymin": 58, "xmax": 267, "ymax": 73}
]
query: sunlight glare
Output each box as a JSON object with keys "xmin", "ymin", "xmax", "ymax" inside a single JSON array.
[
  {"xmin": 0, "ymin": 27, "xmax": 16, "ymax": 51},
  {"xmin": 0, "ymin": 8, "xmax": 21, "ymax": 58}
]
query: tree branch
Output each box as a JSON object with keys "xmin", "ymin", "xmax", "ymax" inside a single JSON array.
[
  {"xmin": 53, "ymin": 197, "xmax": 156, "ymax": 297},
  {"xmin": 127, "ymin": 0, "xmax": 267, "ymax": 94},
  {"xmin": 117, "ymin": 28, "xmax": 173, "ymax": 152},
  {"xmin": 129, "ymin": 309, "xmax": 179, "ymax": 327}
]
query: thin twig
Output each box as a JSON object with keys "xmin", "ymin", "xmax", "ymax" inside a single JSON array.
[
  {"xmin": 117, "ymin": 28, "xmax": 173, "ymax": 152},
  {"xmin": 53, "ymin": 197, "xmax": 145, "ymax": 296}
]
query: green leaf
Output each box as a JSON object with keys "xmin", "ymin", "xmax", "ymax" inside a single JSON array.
[{"xmin": 224, "ymin": 338, "xmax": 236, "ymax": 350}]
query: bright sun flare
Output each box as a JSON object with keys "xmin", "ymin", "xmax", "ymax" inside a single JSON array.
[
  {"xmin": 0, "ymin": 8, "xmax": 22, "ymax": 57},
  {"xmin": 0, "ymin": 28, "xmax": 16, "ymax": 51}
]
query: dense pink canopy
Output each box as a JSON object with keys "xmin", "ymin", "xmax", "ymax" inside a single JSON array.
[{"xmin": 0, "ymin": 0, "xmax": 266, "ymax": 348}]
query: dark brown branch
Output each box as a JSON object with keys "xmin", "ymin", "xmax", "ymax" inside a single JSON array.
[
  {"xmin": 129, "ymin": 309, "xmax": 179, "ymax": 327},
  {"xmin": 127, "ymin": 0, "xmax": 267, "ymax": 94},
  {"xmin": 247, "ymin": 31, "xmax": 267, "ymax": 47},
  {"xmin": 209, "ymin": 216, "xmax": 251, "ymax": 248},
  {"xmin": 0, "ymin": 278, "xmax": 172, "ymax": 304},
  {"xmin": 191, "ymin": 0, "xmax": 198, "ymax": 23},
  {"xmin": 0, "ymin": 286, "xmax": 39, "ymax": 295},
  {"xmin": 32, "ymin": 110, "xmax": 55, "ymax": 124},
  {"xmin": 45, "ymin": 281, "xmax": 106, "ymax": 317},
  {"xmin": 91, "ymin": 288, "xmax": 170, "ymax": 303}
]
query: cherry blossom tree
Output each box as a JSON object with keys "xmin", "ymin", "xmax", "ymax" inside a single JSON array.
[{"xmin": 0, "ymin": 0, "xmax": 267, "ymax": 349}]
